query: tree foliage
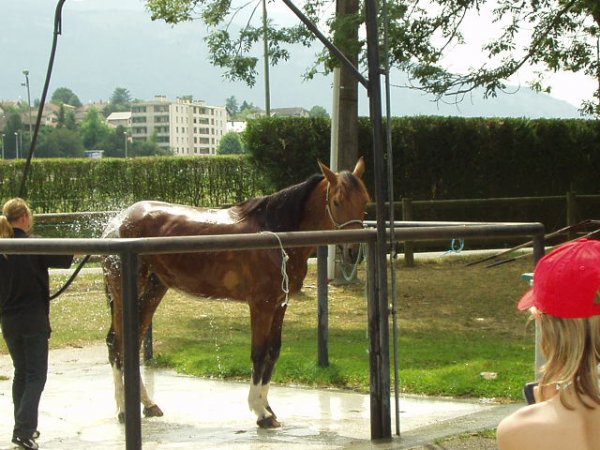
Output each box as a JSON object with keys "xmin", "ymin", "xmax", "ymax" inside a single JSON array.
[
  {"xmin": 35, "ymin": 128, "xmax": 85, "ymax": 158},
  {"xmin": 146, "ymin": 0, "xmax": 600, "ymax": 115},
  {"xmin": 51, "ymin": 87, "xmax": 82, "ymax": 107},
  {"xmin": 385, "ymin": 0, "xmax": 600, "ymax": 115},
  {"xmin": 309, "ymin": 105, "xmax": 329, "ymax": 118},
  {"xmin": 79, "ymin": 108, "xmax": 111, "ymax": 149},
  {"xmin": 225, "ymin": 95, "xmax": 239, "ymax": 117},
  {"xmin": 55, "ymin": 104, "xmax": 77, "ymax": 130},
  {"xmin": 1, "ymin": 113, "xmax": 23, "ymax": 158},
  {"xmin": 218, "ymin": 131, "xmax": 244, "ymax": 154},
  {"xmin": 103, "ymin": 87, "xmax": 132, "ymax": 117},
  {"xmin": 146, "ymin": 0, "xmax": 313, "ymax": 86}
]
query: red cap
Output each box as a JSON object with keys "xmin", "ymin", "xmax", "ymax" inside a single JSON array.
[{"xmin": 518, "ymin": 239, "xmax": 600, "ymax": 318}]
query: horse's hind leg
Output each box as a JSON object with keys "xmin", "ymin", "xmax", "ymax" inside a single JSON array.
[
  {"xmin": 248, "ymin": 301, "xmax": 287, "ymax": 428},
  {"xmin": 104, "ymin": 256, "xmax": 167, "ymax": 422},
  {"xmin": 103, "ymin": 254, "xmax": 128, "ymax": 422},
  {"xmin": 138, "ymin": 272, "xmax": 168, "ymax": 418}
]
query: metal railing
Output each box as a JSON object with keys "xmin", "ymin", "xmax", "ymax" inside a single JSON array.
[{"xmin": 0, "ymin": 222, "xmax": 545, "ymax": 449}]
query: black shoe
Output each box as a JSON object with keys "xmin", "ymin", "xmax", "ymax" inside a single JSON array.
[
  {"xmin": 31, "ymin": 431, "xmax": 40, "ymax": 440},
  {"xmin": 11, "ymin": 436, "xmax": 39, "ymax": 450}
]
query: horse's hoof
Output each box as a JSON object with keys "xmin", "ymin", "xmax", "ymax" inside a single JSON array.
[
  {"xmin": 117, "ymin": 412, "xmax": 125, "ymax": 424},
  {"xmin": 257, "ymin": 415, "xmax": 281, "ymax": 429},
  {"xmin": 143, "ymin": 404, "xmax": 164, "ymax": 417}
]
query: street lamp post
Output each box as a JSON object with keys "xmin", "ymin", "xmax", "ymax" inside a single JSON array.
[
  {"xmin": 14, "ymin": 131, "xmax": 19, "ymax": 159},
  {"xmin": 22, "ymin": 70, "xmax": 33, "ymax": 145},
  {"xmin": 1, "ymin": 133, "xmax": 4, "ymax": 160},
  {"xmin": 123, "ymin": 131, "xmax": 128, "ymax": 158}
]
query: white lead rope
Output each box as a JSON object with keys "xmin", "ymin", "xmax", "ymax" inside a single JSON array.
[
  {"xmin": 260, "ymin": 183, "xmax": 363, "ymax": 306},
  {"xmin": 260, "ymin": 231, "xmax": 290, "ymax": 307}
]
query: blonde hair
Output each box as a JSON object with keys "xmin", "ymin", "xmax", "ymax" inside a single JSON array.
[
  {"xmin": 538, "ymin": 312, "xmax": 600, "ymax": 409},
  {"xmin": 0, "ymin": 216, "xmax": 13, "ymax": 238},
  {"xmin": 1, "ymin": 198, "xmax": 33, "ymax": 238}
]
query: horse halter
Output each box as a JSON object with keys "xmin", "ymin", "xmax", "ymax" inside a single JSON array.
[{"xmin": 325, "ymin": 183, "xmax": 364, "ymax": 229}]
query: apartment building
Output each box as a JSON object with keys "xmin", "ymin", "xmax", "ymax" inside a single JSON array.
[{"xmin": 130, "ymin": 95, "xmax": 227, "ymax": 155}]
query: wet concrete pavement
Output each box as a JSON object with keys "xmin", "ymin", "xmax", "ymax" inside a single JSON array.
[{"xmin": 0, "ymin": 345, "xmax": 521, "ymax": 449}]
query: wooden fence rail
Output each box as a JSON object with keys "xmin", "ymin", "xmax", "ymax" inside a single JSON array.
[{"xmin": 363, "ymin": 192, "xmax": 600, "ymax": 266}]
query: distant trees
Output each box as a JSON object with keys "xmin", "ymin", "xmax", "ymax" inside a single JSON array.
[
  {"xmin": 1, "ymin": 111, "xmax": 23, "ymax": 158},
  {"xmin": 309, "ymin": 106, "xmax": 329, "ymax": 118},
  {"xmin": 224, "ymin": 97, "xmax": 263, "ymax": 121},
  {"xmin": 218, "ymin": 131, "xmax": 244, "ymax": 154},
  {"xmin": 56, "ymin": 104, "xmax": 77, "ymax": 130},
  {"xmin": 79, "ymin": 108, "xmax": 111, "ymax": 149},
  {"xmin": 225, "ymin": 96, "xmax": 239, "ymax": 117},
  {"xmin": 51, "ymin": 87, "xmax": 82, "ymax": 107},
  {"xmin": 35, "ymin": 128, "xmax": 85, "ymax": 158},
  {"xmin": 103, "ymin": 87, "xmax": 132, "ymax": 117},
  {"xmin": 130, "ymin": 140, "xmax": 172, "ymax": 157}
]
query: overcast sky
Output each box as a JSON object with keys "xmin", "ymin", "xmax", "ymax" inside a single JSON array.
[{"xmin": 0, "ymin": 0, "xmax": 594, "ymax": 116}]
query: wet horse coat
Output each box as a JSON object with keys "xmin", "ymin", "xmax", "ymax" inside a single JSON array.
[{"xmin": 101, "ymin": 159, "xmax": 369, "ymax": 428}]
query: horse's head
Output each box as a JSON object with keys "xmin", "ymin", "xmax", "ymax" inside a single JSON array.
[{"xmin": 318, "ymin": 157, "xmax": 370, "ymax": 264}]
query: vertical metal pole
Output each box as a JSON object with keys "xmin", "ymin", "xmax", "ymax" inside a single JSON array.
[
  {"xmin": 120, "ymin": 251, "xmax": 142, "ymax": 450},
  {"xmin": 317, "ymin": 246, "xmax": 329, "ymax": 367},
  {"xmin": 367, "ymin": 241, "xmax": 387, "ymax": 439},
  {"xmin": 365, "ymin": 0, "xmax": 391, "ymax": 440},
  {"xmin": 532, "ymin": 230, "xmax": 546, "ymax": 377},
  {"xmin": 22, "ymin": 70, "xmax": 33, "ymax": 143},
  {"xmin": 328, "ymin": 68, "xmax": 340, "ymax": 280}
]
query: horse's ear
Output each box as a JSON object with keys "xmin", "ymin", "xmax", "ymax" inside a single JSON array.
[
  {"xmin": 352, "ymin": 157, "xmax": 365, "ymax": 178},
  {"xmin": 318, "ymin": 160, "xmax": 338, "ymax": 186}
]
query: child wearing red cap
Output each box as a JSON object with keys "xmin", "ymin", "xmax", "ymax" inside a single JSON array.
[{"xmin": 496, "ymin": 238, "xmax": 600, "ymax": 450}]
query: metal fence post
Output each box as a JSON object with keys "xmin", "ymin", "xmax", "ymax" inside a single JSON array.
[
  {"xmin": 532, "ymin": 230, "xmax": 546, "ymax": 377},
  {"xmin": 120, "ymin": 250, "xmax": 142, "ymax": 450},
  {"xmin": 317, "ymin": 246, "xmax": 329, "ymax": 367},
  {"xmin": 366, "ymin": 241, "xmax": 391, "ymax": 440}
]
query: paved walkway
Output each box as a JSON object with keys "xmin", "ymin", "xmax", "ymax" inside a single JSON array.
[{"xmin": 0, "ymin": 345, "xmax": 520, "ymax": 449}]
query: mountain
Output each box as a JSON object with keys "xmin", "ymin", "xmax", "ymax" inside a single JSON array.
[{"xmin": 0, "ymin": 0, "xmax": 583, "ymax": 119}]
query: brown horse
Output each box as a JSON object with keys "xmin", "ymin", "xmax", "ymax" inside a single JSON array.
[{"xmin": 101, "ymin": 158, "xmax": 369, "ymax": 428}]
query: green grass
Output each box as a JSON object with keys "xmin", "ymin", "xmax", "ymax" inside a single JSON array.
[{"xmin": 0, "ymin": 254, "xmax": 536, "ymax": 401}]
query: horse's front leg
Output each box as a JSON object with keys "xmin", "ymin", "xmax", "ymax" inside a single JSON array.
[
  {"xmin": 139, "ymin": 272, "xmax": 167, "ymax": 418},
  {"xmin": 248, "ymin": 302, "xmax": 287, "ymax": 428},
  {"xmin": 108, "ymin": 330, "xmax": 163, "ymax": 421}
]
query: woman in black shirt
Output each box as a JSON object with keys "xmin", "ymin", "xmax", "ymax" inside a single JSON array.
[{"xmin": 0, "ymin": 198, "xmax": 73, "ymax": 450}]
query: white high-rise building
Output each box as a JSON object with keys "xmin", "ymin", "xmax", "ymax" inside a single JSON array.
[{"xmin": 130, "ymin": 95, "xmax": 227, "ymax": 156}]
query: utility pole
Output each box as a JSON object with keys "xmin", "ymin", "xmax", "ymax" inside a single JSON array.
[{"xmin": 22, "ymin": 70, "xmax": 33, "ymax": 144}]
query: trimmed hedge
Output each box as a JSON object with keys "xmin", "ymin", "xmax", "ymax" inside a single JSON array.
[
  {"xmin": 245, "ymin": 116, "xmax": 600, "ymax": 199},
  {"xmin": 0, "ymin": 156, "xmax": 265, "ymax": 213},
  {"xmin": 244, "ymin": 117, "xmax": 331, "ymax": 192},
  {"xmin": 2, "ymin": 115, "xmax": 599, "ymax": 227}
]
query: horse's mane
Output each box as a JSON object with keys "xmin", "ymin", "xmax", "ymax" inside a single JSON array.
[{"xmin": 235, "ymin": 174, "xmax": 324, "ymax": 232}]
